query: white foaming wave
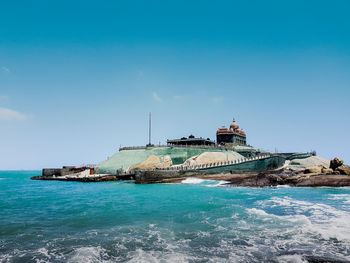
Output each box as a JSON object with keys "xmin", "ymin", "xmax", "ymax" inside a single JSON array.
[
  {"xmin": 35, "ymin": 247, "xmax": 52, "ymax": 262},
  {"xmin": 0, "ymin": 247, "xmax": 60, "ymax": 263},
  {"xmin": 276, "ymin": 254, "xmax": 307, "ymax": 263},
  {"xmin": 328, "ymin": 194, "xmax": 350, "ymax": 204},
  {"xmin": 126, "ymin": 248, "xmax": 196, "ymax": 263},
  {"xmin": 276, "ymin": 185, "xmax": 291, "ymax": 188},
  {"xmin": 206, "ymin": 180, "xmax": 230, "ymax": 187},
  {"xmin": 181, "ymin": 178, "xmax": 205, "ymax": 184},
  {"xmin": 246, "ymin": 208, "xmax": 310, "ymax": 224},
  {"xmin": 67, "ymin": 246, "xmax": 114, "ymax": 263},
  {"xmin": 247, "ymin": 208, "xmax": 270, "ymax": 217},
  {"xmin": 257, "ymin": 196, "xmax": 350, "ymax": 242},
  {"xmin": 181, "ymin": 177, "xmax": 229, "ymax": 187}
]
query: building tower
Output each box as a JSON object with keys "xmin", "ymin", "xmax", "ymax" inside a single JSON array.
[{"xmin": 216, "ymin": 119, "xmax": 247, "ymax": 146}]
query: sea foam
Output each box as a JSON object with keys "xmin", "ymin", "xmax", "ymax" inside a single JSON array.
[{"xmin": 181, "ymin": 178, "xmax": 205, "ymax": 184}]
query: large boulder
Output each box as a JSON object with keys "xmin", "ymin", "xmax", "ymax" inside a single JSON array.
[
  {"xmin": 321, "ymin": 167, "xmax": 334, "ymax": 174},
  {"xmin": 304, "ymin": 165, "xmax": 323, "ymax": 174},
  {"xmin": 330, "ymin": 157, "xmax": 344, "ymax": 170},
  {"xmin": 336, "ymin": 165, "xmax": 350, "ymax": 175},
  {"xmin": 288, "ymin": 156, "xmax": 329, "ymax": 170},
  {"xmin": 130, "ymin": 155, "xmax": 173, "ymax": 171},
  {"xmin": 184, "ymin": 151, "xmax": 243, "ymax": 166}
]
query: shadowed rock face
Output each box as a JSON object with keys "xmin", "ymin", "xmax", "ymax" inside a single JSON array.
[
  {"xmin": 303, "ymin": 255, "xmax": 349, "ymax": 263},
  {"xmin": 336, "ymin": 165, "xmax": 350, "ymax": 175},
  {"xmin": 134, "ymin": 164, "xmax": 350, "ymax": 186},
  {"xmin": 31, "ymin": 174, "xmax": 119, "ymax": 182},
  {"xmin": 330, "ymin": 157, "xmax": 344, "ymax": 170},
  {"xmin": 196, "ymin": 171, "xmax": 350, "ymax": 187}
]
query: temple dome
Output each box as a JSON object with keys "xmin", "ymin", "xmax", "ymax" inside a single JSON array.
[{"xmin": 230, "ymin": 121, "xmax": 239, "ymax": 130}]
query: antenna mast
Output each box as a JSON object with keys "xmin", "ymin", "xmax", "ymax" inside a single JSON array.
[{"xmin": 148, "ymin": 112, "xmax": 152, "ymax": 145}]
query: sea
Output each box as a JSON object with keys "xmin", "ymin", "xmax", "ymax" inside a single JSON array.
[{"xmin": 1, "ymin": 171, "xmax": 350, "ymax": 263}]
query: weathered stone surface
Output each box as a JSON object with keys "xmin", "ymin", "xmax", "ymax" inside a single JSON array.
[
  {"xmin": 321, "ymin": 167, "xmax": 334, "ymax": 174},
  {"xmin": 184, "ymin": 151, "xmax": 243, "ymax": 166},
  {"xmin": 209, "ymin": 172, "xmax": 350, "ymax": 187},
  {"xmin": 288, "ymin": 156, "xmax": 329, "ymax": 170},
  {"xmin": 130, "ymin": 155, "xmax": 173, "ymax": 171},
  {"xmin": 163, "ymin": 156, "xmax": 173, "ymax": 167},
  {"xmin": 199, "ymin": 173, "xmax": 283, "ymax": 187},
  {"xmin": 336, "ymin": 165, "xmax": 350, "ymax": 175},
  {"xmin": 31, "ymin": 174, "xmax": 118, "ymax": 182},
  {"xmin": 304, "ymin": 166, "xmax": 323, "ymax": 174},
  {"xmin": 330, "ymin": 157, "xmax": 343, "ymax": 170},
  {"xmin": 293, "ymin": 174, "xmax": 350, "ymax": 187}
]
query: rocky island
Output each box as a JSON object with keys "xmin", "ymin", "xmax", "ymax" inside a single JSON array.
[{"xmin": 32, "ymin": 119, "xmax": 350, "ymax": 187}]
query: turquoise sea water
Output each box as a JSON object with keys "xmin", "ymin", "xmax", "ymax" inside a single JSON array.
[{"xmin": 1, "ymin": 171, "xmax": 350, "ymax": 263}]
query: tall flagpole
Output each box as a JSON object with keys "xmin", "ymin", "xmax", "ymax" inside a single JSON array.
[{"xmin": 149, "ymin": 112, "xmax": 151, "ymax": 145}]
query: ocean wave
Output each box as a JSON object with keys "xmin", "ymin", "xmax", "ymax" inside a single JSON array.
[
  {"xmin": 246, "ymin": 207, "xmax": 310, "ymax": 224},
  {"xmin": 328, "ymin": 194, "xmax": 350, "ymax": 204},
  {"xmin": 126, "ymin": 249, "xmax": 195, "ymax": 263},
  {"xmin": 252, "ymin": 196, "xmax": 350, "ymax": 243},
  {"xmin": 67, "ymin": 246, "xmax": 117, "ymax": 263},
  {"xmin": 181, "ymin": 177, "xmax": 205, "ymax": 184},
  {"xmin": 205, "ymin": 180, "xmax": 230, "ymax": 187},
  {"xmin": 181, "ymin": 177, "xmax": 229, "ymax": 187},
  {"xmin": 276, "ymin": 254, "xmax": 307, "ymax": 263},
  {"xmin": 275, "ymin": 184, "xmax": 291, "ymax": 188}
]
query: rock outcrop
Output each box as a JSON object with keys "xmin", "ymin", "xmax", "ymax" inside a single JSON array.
[
  {"xmin": 287, "ymin": 156, "xmax": 330, "ymax": 170},
  {"xmin": 130, "ymin": 155, "xmax": 173, "ymax": 171},
  {"xmin": 304, "ymin": 166, "xmax": 324, "ymax": 174},
  {"xmin": 336, "ymin": 165, "xmax": 350, "ymax": 175},
  {"xmin": 184, "ymin": 151, "xmax": 243, "ymax": 166},
  {"xmin": 330, "ymin": 157, "xmax": 344, "ymax": 170},
  {"xmin": 196, "ymin": 170, "xmax": 350, "ymax": 187},
  {"xmin": 321, "ymin": 167, "xmax": 334, "ymax": 174}
]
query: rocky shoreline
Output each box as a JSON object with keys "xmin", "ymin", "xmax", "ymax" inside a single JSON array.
[
  {"xmin": 30, "ymin": 174, "xmax": 120, "ymax": 182},
  {"xmin": 197, "ymin": 168, "xmax": 350, "ymax": 187},
  {"xmin": 31, "ymin": 157, "xmax": 350, "ymax": 187},
  {"xmin": 133, "ymin": 158, "xmax": 350, "ymax": 186}
]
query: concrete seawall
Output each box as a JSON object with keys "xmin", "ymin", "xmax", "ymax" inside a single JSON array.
[{"xmin": 134, "ymin": 155, "xmax": 286, "ymax": 184}]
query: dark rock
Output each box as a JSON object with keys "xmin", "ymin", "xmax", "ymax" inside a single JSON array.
[
  {"xmin": 330, "ymin": 157, "xmax": 343, "ymax": 170},
  {"xmin": 304, "ymin": 166, "xmax": 323, "ymax": 174},
  {"xmin": 31, "ymin": 175, "xmax": 119, "ymax": 182},
  {"xmin": 303, "ymin": 255, "xmax": 349, "ymax": 263},
  {"xmin": 336, "ymin": 165, "xmax": 350, "ymax": 175},
  {"xmin": 293, "ymin": 174, "xmax": 350, "ymax": 187}
]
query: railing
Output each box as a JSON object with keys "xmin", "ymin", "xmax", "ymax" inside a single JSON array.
[
  {"xmin": 119, "ymin": 144, "xmax": 224, "ymax": 151},
  {"xmin": 122, "ymin": 153, "xmax": 272, "ymax": 173}
]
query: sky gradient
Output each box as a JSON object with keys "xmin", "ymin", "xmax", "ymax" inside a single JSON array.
[{"xmin": 1, "ymin": 0, "xmax": 350, "ymax": 169}]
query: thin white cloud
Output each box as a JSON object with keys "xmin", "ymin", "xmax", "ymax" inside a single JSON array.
[
  {"xmin": 0, "ymin": 107, "xmax": 28, "ymax": 120},
  {"xmin": 1, "ymin": 66, "xmax": 10, "ymax": 73},
  {"xmin": 152, "ymin": 92, "xmax": 163, "ymax": 102}
]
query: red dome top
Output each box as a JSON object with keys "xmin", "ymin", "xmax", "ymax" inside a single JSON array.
[{"xmin": 230, "ymin": 121, "xmax": 239, "ymax": 130}]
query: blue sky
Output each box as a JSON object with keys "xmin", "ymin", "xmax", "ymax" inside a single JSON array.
[{"xmin": 1, "ymin": 0, "xmax": 349, "ymax": 169}]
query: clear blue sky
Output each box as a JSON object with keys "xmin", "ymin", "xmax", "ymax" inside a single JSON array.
[{"xmin": 1, "ymin": 0, "xmax": 349, "ymax": 169}]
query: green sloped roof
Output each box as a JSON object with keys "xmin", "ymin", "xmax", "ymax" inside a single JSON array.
[{"xmin": 96, "ymin": 146, "xmax": 240, "ymax": 174}]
